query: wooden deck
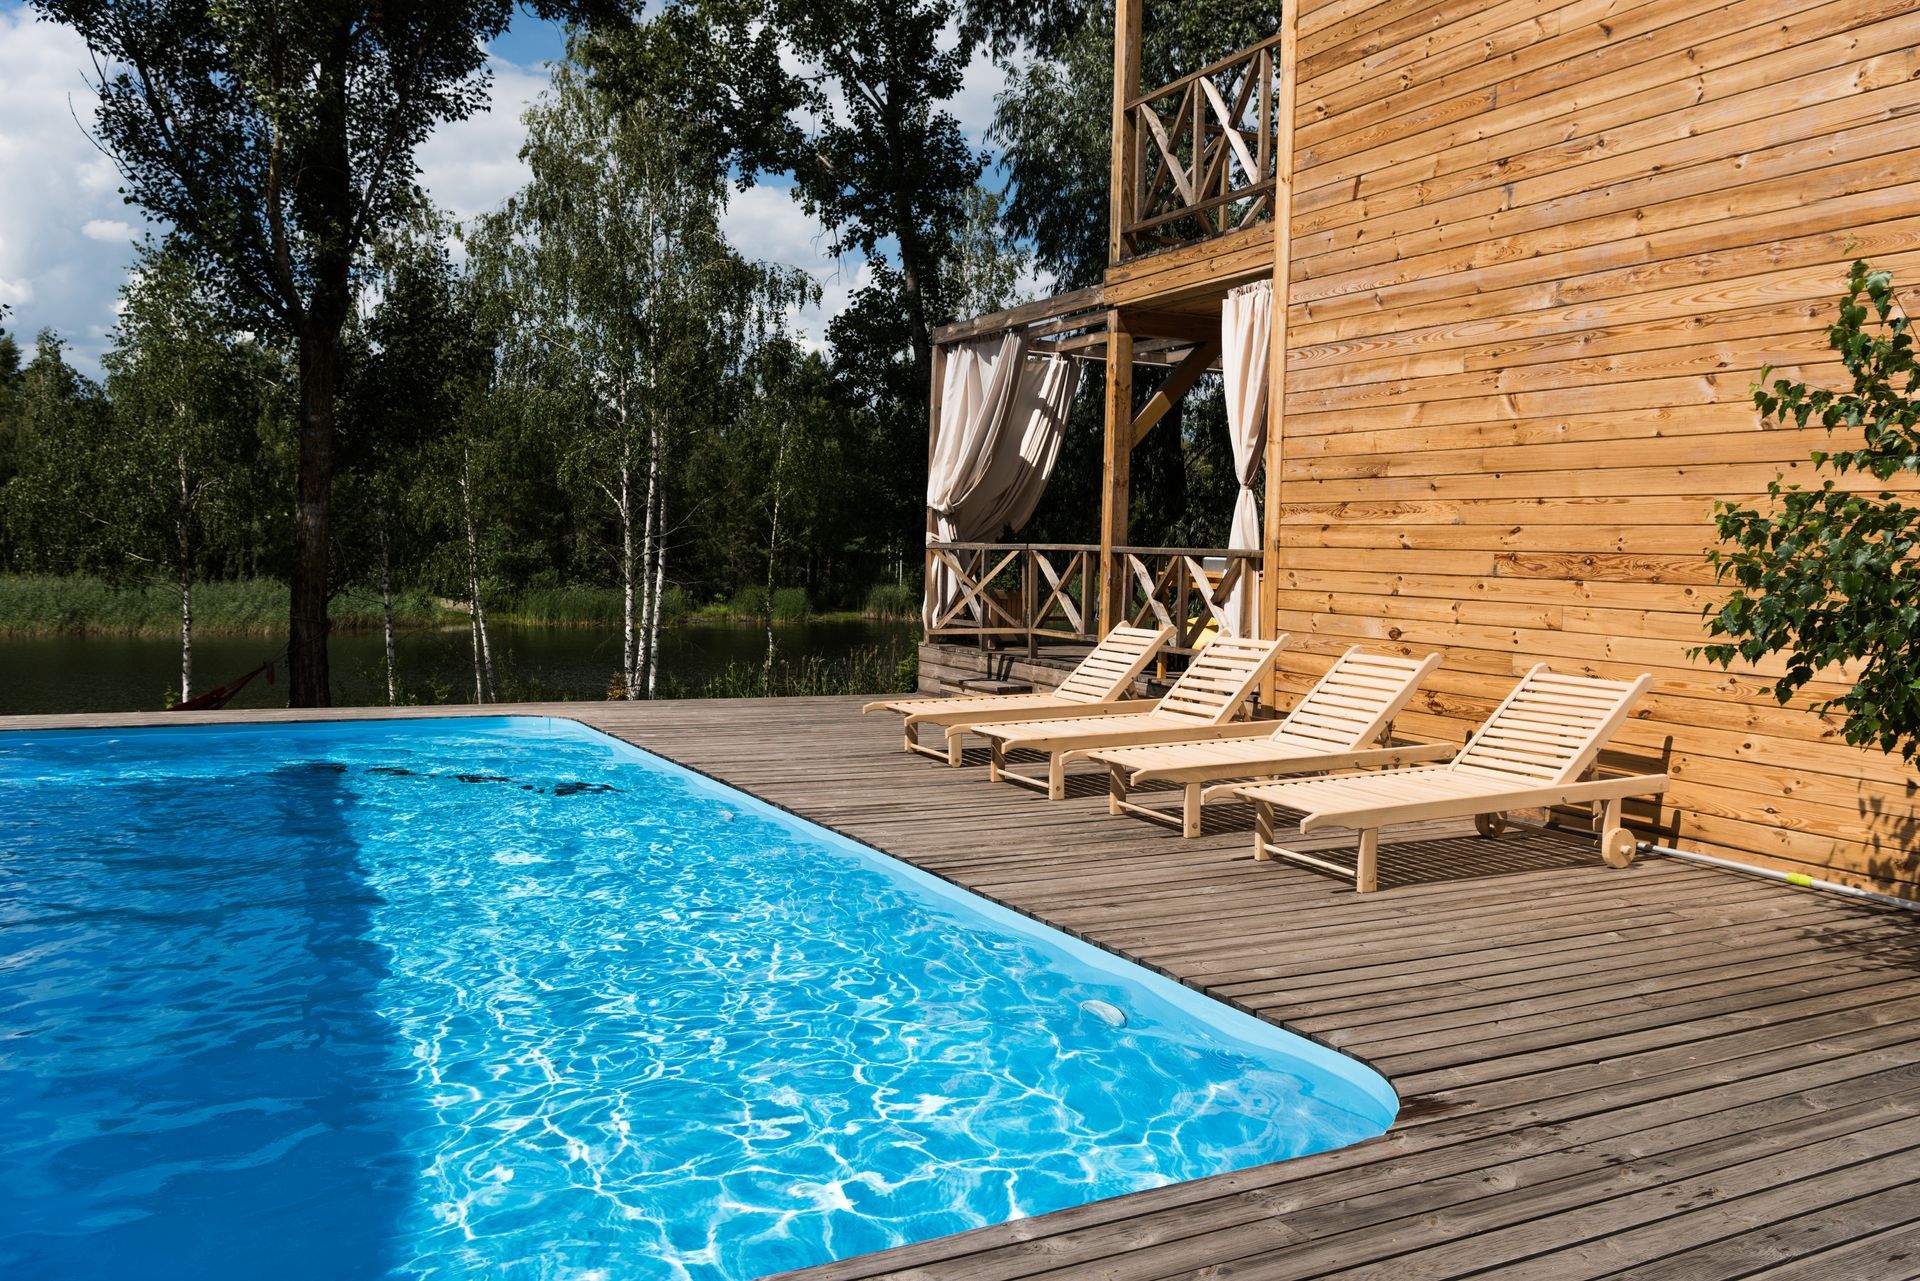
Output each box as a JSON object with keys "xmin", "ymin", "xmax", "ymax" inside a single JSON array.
[{"xmin": 8, "ymin": 696, "xmax": 1920, "ymax": 1277}]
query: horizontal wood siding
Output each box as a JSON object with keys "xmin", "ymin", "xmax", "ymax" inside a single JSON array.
[{"xmin": 1277, "ymin": 0, "xmax": 1920, "ymax": 896}]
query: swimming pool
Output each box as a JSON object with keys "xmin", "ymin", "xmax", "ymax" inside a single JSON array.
[{"xmin": 0, "ymin": 716, "xmax": 1393, "ymax": 1280}]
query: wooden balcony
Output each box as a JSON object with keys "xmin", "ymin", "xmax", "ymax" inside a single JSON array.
[{"xmin": 1115, "ymin": 34, "xmax": 1284, "ymax": 262}]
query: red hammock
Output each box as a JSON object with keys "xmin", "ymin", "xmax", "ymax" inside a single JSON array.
[{"xmin": 173, "ymin": 660, "xmax": 276, "ymax": 712}]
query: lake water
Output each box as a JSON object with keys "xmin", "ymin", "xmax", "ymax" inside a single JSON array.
[{"xmin": 0, "ymin": 620, "xmax": 918, "ymax": 715}]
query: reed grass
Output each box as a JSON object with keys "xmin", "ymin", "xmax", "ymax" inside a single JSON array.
[
  {"xmin": 862, "ymin": 581, "xmax": 918, "ymax": 619},
  {"xmin": 0, "ymin": 575, "xmax": 451, "ymax": 637}
]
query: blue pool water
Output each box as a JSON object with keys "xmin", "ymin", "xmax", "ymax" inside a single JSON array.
[{"xmin": 0, "ymin": 717, "xmax": 1394, "ymax": 1280}]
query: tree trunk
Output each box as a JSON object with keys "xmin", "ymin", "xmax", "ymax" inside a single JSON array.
[
  {"xmin": 288, "ymin": 327, "xmax": 337, "ymax": 706},
  {"xmin": 642, "ymin": 417, "xmax": 666, "ymax": 697},
  {"xmin": 647, "ymin": 479, "xmax": 664, "ymax": 697},
  {"xmin": 763, "ymin": 415, "xmax": 789, "ymax": 692},
  {"xmin": 462, "ymin": 445, "xmax": 495, "ymax": 703},
  {"xmin": 619, "ymin": 445, "xmax": 637, "ymax": 700},
  {"xmin": 177, "ymin": 449, "xmax": 192, "ymax": 702},
  {"xmin": 180, "ymin": 571, "xmax": 193, "ymax": 704},
  {"xmin": 638, "ymin": 429, "xmax": 659, "ymax": 699},
  {"xmin": 377, "ymin": 510, "xmax": 396, "ymax": 705}
]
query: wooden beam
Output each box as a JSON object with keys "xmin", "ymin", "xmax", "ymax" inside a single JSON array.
[
  {"xmin": 1098, "ymin": 312, "xmax": 1133, "ymax": 635},
  {"xmin": 1119, "ymin": 308, "xmax": 1219, "ymax": 342},
  {"xmin": 1109, "ymin": 0, "xmax": 1142, "ymax": 266},
  {"xmin": 930, "ymin": 284, "xmax": 1105, "ymax": 346},
  {"xmin": 1258, "ymin": 1, "xmax": 1298, "ymax": 699},
  {"xmin": 1130, "ymin": 338, "xmax": 1221, "ymax": 448}
]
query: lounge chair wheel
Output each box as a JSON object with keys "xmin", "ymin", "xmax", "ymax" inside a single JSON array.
[
  {"xmin": 1601, "ymin": 826, "xmax": 1638, "ymax": 868},
  {"xmin": 1474, "ymin": 812, "xmax": 1507, "ymax": 838}
]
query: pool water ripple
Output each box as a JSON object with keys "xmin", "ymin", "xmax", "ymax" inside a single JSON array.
[{"xmin": 0, "ymin": 717, "xmax": 1393, "ymax": 1280}]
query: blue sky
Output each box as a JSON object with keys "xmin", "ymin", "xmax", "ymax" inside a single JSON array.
[{"xmin": 0, "ymin": 3, "xmax": 1016, "ymax": 375}]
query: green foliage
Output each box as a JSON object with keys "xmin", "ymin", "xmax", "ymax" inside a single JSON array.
[{"xmin": 1700, "ymin": 261, "xmax": 1920, "ymax": 760}]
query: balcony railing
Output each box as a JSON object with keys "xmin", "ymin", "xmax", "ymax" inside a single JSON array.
[
  {"xmin": 1119, "ymin": 34, "xmax": 1284, "ymax": 259},
  {"xmin": 924, "ymin": 542, "xmax": 1262, "ymax": 659}
]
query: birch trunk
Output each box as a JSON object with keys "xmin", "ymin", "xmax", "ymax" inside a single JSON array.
[
  {"xmin": 179, "ymin": 573, "xmax": 193, "ymax": 703},
  {"xmin": 647, "ymin": 478, "xmax": 664, "ymax": 697},
  {"xmin": 763, "ymin": 416, "xmax": 789, "ymax": 692},
  {"xmin": 177, "ymin": 449, "xmax": 192, "ymax": 702},
  {"xmin": 636, "ymin": 423, "xmax": 659, "ymax": 699},
  {"xmin": 462, "ymin": 445, "xmax": 496, "ymax": 703},
  {"xmin": 619, "ymin": 438, "xmax": 638, "ymax": 700},
  {"xmin": 377, "ymin": 510, "xmax": 396, "ymax": 704}
]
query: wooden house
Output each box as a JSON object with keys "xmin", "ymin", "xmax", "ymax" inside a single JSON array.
[{"xmin": 921, "ymin": 0, "xmax": 1920, "ymax": 898}]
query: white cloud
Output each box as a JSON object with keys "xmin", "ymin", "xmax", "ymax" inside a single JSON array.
[
  {"xmin": 415, "ymin": 52, "xmax": 550, "ymax": 228},
  {"xmin": 720, "ymin": 182, "xmax": 870, "ymax": 352},
  {"xmin": 81, "ymin": 218, "xmax": 134, "ymax": 242},
  {"xmin": 951, "ymin": 44, "xmax": 1009, "ymax": 142},
  {"xmin": 0, "ymin": 5, "xmax": 137, "ymax": 372}
]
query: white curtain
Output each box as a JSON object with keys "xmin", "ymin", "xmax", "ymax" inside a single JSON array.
[
  {"xmin": 1220, "ymin": 279, "xmax": 1272, "ymax": 633},
  {"xmin": 925, "ymin": 333, "xmax": 1079, "ymax": 628}
]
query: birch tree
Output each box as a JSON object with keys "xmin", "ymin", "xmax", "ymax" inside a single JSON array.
[
  {"xmin": 100, "ymin": 251, "xmax": 264, "ymax": 701},
  {"xmin": 470, "ymin": 48, "xmax": 812, "ymax": 699},
  {"xmin": 341, "ymin": 231, "xmax": 488, "ymax": 703}
]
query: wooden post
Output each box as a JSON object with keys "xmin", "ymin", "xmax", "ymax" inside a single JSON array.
[
  {"xmin": 1109, "ymin": 0, "xmax": 1142, "ymax": 264},
  {"xmin": 925, "ymin": 342, "xmax": 947, "ymax": 647},
  {"xmin": 1099, "ymin": 313, "xmax": 1134, "ymax": 636},
  {"xmin": 1258, "ymin": 5, "xmax": 1300, "ymax": 704}
]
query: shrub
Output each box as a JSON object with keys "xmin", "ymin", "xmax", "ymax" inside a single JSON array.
[{"xmin": 1699, "ymin": 261, "xmax": 1920, "ymax": 759}]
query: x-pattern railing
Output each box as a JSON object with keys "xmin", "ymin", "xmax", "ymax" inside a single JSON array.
[
  {"xmin": 925, "ymin": 542, "xmax": 1261, "ymax": 658},
  {"xmin": 1121, "ymin": 34, "xmax": 1284, "ymax": 258},
  {"xmin": 1118, "ymin": 547, "xmax": 1260, "ymax": 651}
]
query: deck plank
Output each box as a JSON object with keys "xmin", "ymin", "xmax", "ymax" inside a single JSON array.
[{"xmin": 4, "ymin": 695, "xmax": 1917, "ymax": 1280}]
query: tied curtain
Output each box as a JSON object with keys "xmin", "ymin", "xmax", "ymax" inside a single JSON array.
[
  {"xmin": 1220, "ymin": 279, "xmax": 1273, "ymax": 631},
  {"xmin": 925, "ymin": 331, "xmax": 1080, "ymax": 629}
]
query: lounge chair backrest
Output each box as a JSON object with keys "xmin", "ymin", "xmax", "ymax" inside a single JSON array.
[
  {"xmin": 1449, "ymin": 665, "xmax": 1653, "ymax": 785},
  {"xmin": 1151, "ymin": 635, "xmax": 1290, "ymax": 726},
  {"xmin": 1054, "ymin": 625, "xmax": 1174, "ymax": 703},
  {"xmin": 1270, "ymin": 647, "xmax": 1442, "ymax": 753}
]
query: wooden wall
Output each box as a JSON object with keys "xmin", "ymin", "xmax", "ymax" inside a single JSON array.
[{"xmin": 1268, "ymin": 0, "xmax": 1920, "ymax": 895}]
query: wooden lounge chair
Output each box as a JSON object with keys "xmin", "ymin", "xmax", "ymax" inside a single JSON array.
[
  {"xmin": 1230, "ymin": 666, "xmax": 1668, "ymax": 893},
  {"xmin": 861, "ymin": 624, "xmax": 1174, "ymax": 765},
  {"xmin": 1086, "ymin": 647, "xmax": 1452, "ymax": 837},
  {"xmin": 979, "ymin": 635, "xmax": 1290, "ymax": 799}
]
